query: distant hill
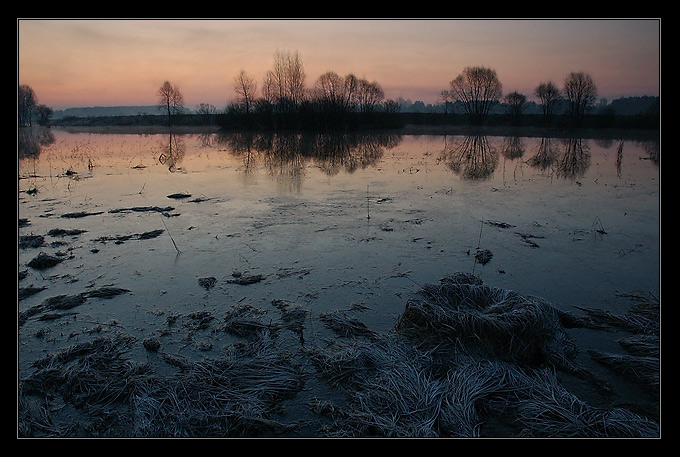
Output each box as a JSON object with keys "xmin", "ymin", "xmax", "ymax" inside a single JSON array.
[{"xmin": 53, "ymin": 105, "xmax": 165, "ymax": 119}]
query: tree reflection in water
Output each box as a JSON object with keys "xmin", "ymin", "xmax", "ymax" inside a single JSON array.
[
  {"xmin": 440, "ymin": 135, "xmax": 499, "ymax": 180},
  {"xmin": 438, "ymin": 134, "xmax": 597, "ymax": 182},
  {"xmin": 215, "ymin": 132, "xmax": 402, "ymax": 177},
  {"xmin": 527, "ymin": 137, "xmax": 560, "ymax": 172},
  {"xmin": 158, "ymin": 132, "xmax": 186, "ymax": 172},
  {"xmin": 500, "ymin": 136, "xmax": 525, "ymax": 160},
  {"xmin": 557, "ymin": 138, "xmax": 591, "ymax": 180},
  {"xmin": 18, "ymin": 127, "xmax": 56, "ymax": 160}
]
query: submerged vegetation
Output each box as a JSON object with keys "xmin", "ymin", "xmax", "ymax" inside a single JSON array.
[{"xmin": 18, "ymin": 273, "xmax": 659, "ymax": 438}]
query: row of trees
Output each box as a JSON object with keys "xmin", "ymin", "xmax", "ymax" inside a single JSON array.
[
  {"xmin": 19, "ymin": 50, "xmax": 624, "ymax": 130},
  {"xmin": 157, "ymin": 51, "xmax": 398, "ymax": 130},
  {"xmin": 222, "ymin": 55, "xmax": 602, "ymax": 128},
  {"xmin": 18, "ymin": 85, "xmax": 54, "ymax": 127},
  {"xmin": 229, "ymin": 51, "xmax": 389, "ymax": 115},
  {"xmin": 441, "ymin": 67, "xmax": 599, "ymax": 125},
  {"xmin": 156, "ymin": 51, "xmax": 394, "ymax": 129}
]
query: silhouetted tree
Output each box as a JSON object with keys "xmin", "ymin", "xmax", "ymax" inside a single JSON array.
[
  {"xmin": 314, "ymin": 71, "xmax": 349, "ymax": 111},
  {"xmin": 563, "ymin": 72, "xmax": 597, "ymax": 124},
  {"xmin": 233, "ymin": 70, "xmax": 257, "ymax": 114},
  {"xmin": 157, "ymin": 81, "xmax": 184, "ymax": 126},
  {"xmin": 196, "ymin": 103, "xmax": 217, "ymax": 124},
  {"xmin": 34, "ymin": 104, "xmax": 53, "ymax": 126},
  {"xmin": 18, "ymin": 84, "xmax": 37, "ymax": 127},
  {"xmin": 269, "ymin": 50, "xmax": 306, "ymax": 111},
  {"xmin": 534, "ymin": 81, "xmax": 561, "ymax": 120},
  {"xmin": 449, "ymin": 66, "xmax": 502, "ymax": 125},
  {"xmin": 356, "ymin": 79, "xmax": 385, "ymax": 113},
  {"xmin": 383, "ymin": 99, "xmax": 400, "ymax": 113},
  {"xmin": 344, "ymin": 74, "xmax": 359, "ymax": 111},
  {"xmin": 504, "ymin": 91, "xmax": 526, "ymax": 124},
  {"xmin": 440, "ymin": 89, "xmax": 454, "ymax": 114}
]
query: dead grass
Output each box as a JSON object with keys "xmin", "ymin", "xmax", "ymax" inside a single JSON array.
[
  {"xmin": 395, "ymin": 273, "xmax": 579, "ymax": 371},
  {"xmin": 577, "ymin": 293, "xmax": 660, "ymax": 394},
  {"xmin": 132, "ymin": 332, "xmax": 303, "ymax": 437},
  {"xmin": 18, "ymin": 273, "xmax": 659, "ymax": 438}
]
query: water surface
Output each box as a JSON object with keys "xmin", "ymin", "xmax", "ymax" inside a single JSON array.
[{"xmin": 18, "ymin": 127, "xmax": 660, "ymax": 376}]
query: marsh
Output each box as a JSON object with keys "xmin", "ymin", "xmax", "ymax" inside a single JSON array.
[{"xmin": 18, "ymin": 127, "xmax": 660, "ymax": 437}]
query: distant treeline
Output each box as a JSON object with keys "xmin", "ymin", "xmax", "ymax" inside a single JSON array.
[
  {"xmin": 51, "ymin": 109, "xmax": 659, "ymax": 132},
  {"xmin": 52, "ymin": 95, "xmax": 659, "ymax": 119},
  {"xmin": 216, "ymin": 109, "xmax": 404, "ymax": 131}
]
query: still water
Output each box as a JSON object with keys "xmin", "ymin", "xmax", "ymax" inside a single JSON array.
[{"xmin": 18, "ymin": 127, "xmax": 660, "ymax": 367}]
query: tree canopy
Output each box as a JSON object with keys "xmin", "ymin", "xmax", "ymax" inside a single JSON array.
[{"xmin": 449, "ymin": 66, "xmax": 503, "ymax": 124}]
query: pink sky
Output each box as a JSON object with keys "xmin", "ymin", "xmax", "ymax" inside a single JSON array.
[{"xmin": 18, "ymin": 19, "xmax": 660, "ymax": 110}]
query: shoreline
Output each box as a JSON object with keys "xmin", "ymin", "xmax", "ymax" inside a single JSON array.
[{"xmin": 41, "ymin": 123, "xmax": 660, "ymax": 142}]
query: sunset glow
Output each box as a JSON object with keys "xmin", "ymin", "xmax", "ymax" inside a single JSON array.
[{"xmin": 18, "ymin": 19, "xmax": 660, "ymax": 111}]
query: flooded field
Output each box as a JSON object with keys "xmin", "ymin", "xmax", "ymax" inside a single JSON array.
[{"xmin": 18, "ymin": 127, "xmax": 660, "ymax": 437}]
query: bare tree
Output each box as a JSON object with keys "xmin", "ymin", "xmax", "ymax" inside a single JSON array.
[
  {"xmin": 315, "ymin": 71, "xmax": 347, "ymax": 111},
  {"xmin": 563, "ymin": 72, "xmax": 598, "ymax": 122},
  {"xmin": 35, "ymin": 104, "xmax": 54, "ymax": 126},
  {"xmin": 440, "ymin": 89, "xmax": 454, "ymax": 114},
  {"xmin": 383, "ymin": 99, "xmax": 400, "ymax": 113},
  {"xmin": 18, "ymin": 84, "xmax": 37, "ymax": 127},
  {"xmin": 504, "ymin": 91, "xmax": 526, "ymax": 124},
  {"xmin": 233, "ymin": 70, "xmax": 257, "ymax": 114},
  {"xmin": 270, "ymin": 50, "xmax": 306, "ymax": 111},
  {"xmin": 356, "ymin": 79, "xmax": 384, "ymax": 113},
  {"xmin": 195, "ymin": 103, "xmax": 217, "ymax": 125},
  {"xmin": 157, "ymin": 81, "xmax": 184, "ymax": 126},
  {"xmin": 344, "ymin": 74, "xmax": 359, "ymax": 111},
  {"xmin": 534, "ymin": 81, "xmax": 561, "ymax": 119},
  {"xmin": 261, "ymin": 71, "xmax": 277, "ymax": 106},
  {"xmin": 449, "ymin": 66, "xmax": 503, "ymax": 125}
]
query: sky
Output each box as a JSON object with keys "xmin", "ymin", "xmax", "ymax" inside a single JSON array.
[{"xmin": 17, "ymin": 19, "xmax": 660, "ymax": 111}]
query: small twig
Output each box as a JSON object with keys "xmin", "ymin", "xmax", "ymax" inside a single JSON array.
[
  {"xmin": 366, "ymin": 185, "xmax": 371, "ymax": 220},
  {"xmin": 476, "ymin": 218, "xmax": 484, "ymax": 250},
  {"xmin": 472, "ymin": 219, "xmax": 484, "ymax": 274},
  {"xmin": 159, "ymin": 215, "xmax": 181, "ymax": 254}
]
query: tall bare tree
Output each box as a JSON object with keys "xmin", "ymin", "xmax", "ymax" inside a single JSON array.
[
  {"xmin": 356, "ymin": 79, "xmax": 384, "ymax": 113},
  {"xmin": 563, "ymin": 72, "xmax": 597, "ymax": 122},
  {"xmin": 270, "ymin": 51, "xmax": 306, "ymax": 110},
  {"xmin": 449, "ymin": 66, "xmax": 503, "ymax": 125},
  {"xmin": 35, "ymin": 104, "xmax": 54, "ymax": 126},
  {"xmin": 534, "ymin": 81, "xmax": 561, "ymax": 118},
  {"xmin": 259, "ymin": 72, "xmax": 272, "ymax": 104},
  {"xmin": 18, "ymin": 84, "xmax": 37, "ymax": 127},
  {"xmin": 157, "ymin": 81, "xmax": 184, "ymax": 126},
  {"xmin": 504, "ymin": 91, "xmax": 527, "ymax": 124},
  {"xmin": 314, "ymin": 71, "xmax": 348, "ymax": 111},
  {"xmin": 233, "ymin": 70, "xmax": 258, "ymax": 114},
  {"xmin": 344, "ymin": 74, "xmax": 359, "ymax": 111}
]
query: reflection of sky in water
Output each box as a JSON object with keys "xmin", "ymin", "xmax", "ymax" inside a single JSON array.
[{"xmin": 18, "ymin": 129, "xmax": 660, "ymax": 327}]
